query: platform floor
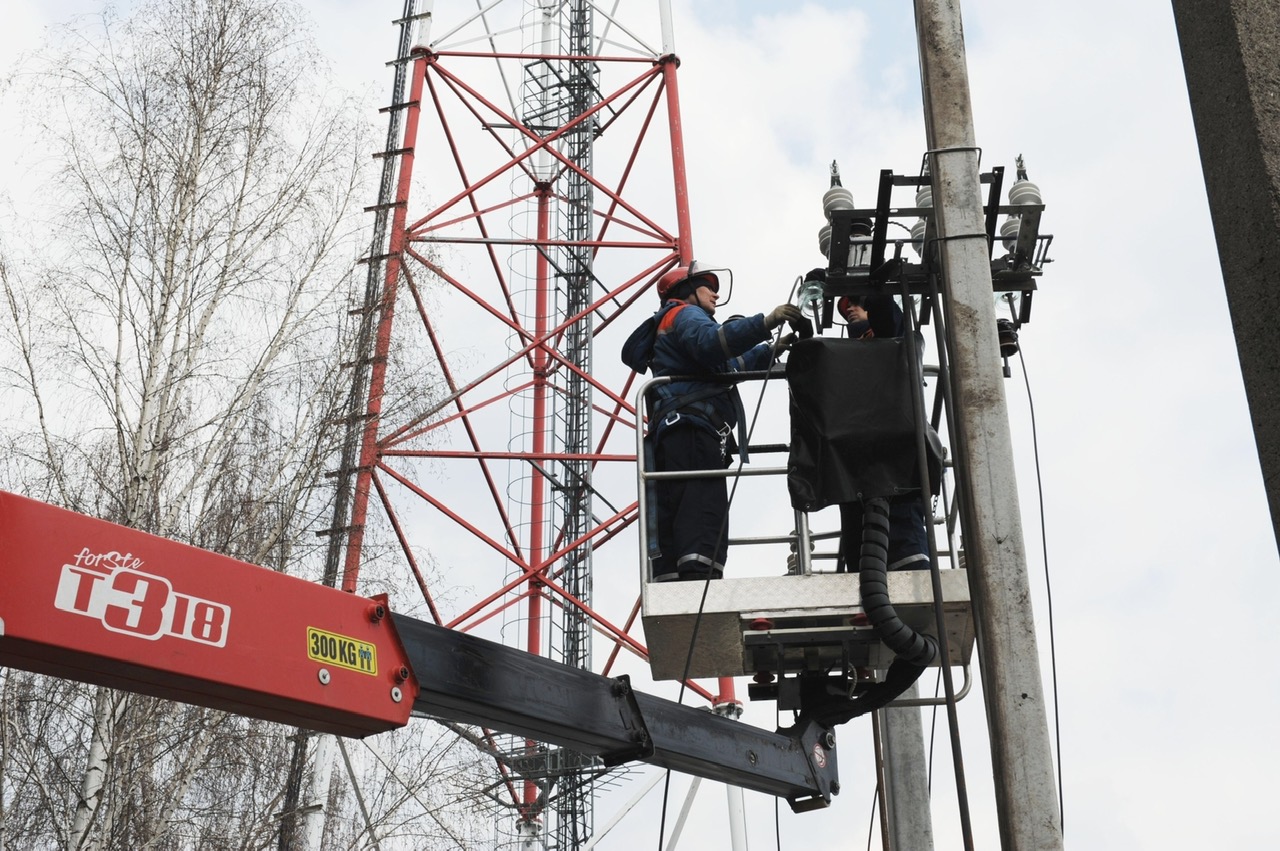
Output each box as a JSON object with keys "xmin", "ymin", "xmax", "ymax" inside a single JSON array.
[{"xmin": 642, "ymin": 570, "xmax": 974, "ymax": 681}]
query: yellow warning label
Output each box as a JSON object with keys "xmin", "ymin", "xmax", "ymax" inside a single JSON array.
[{"xmin": 307, "ymin": 627, "xmax": 377, "ymax": 676}]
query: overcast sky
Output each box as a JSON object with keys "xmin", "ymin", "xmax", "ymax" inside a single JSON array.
[{"xmin": 3, "ymin": 1, "xmax": 1277, "ymax": 849}]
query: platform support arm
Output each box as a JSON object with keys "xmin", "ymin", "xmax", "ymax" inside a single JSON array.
[{"xmin": 391, "ymin": 615, "xmax": 839, "ymax": 811}]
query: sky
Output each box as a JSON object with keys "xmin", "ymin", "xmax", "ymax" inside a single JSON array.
[{"xmin": 3, "ymin": 1, "xmax": 1278, "ymax": 850}]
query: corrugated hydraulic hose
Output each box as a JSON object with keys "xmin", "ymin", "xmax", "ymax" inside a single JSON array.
[
  {"xmin": 859, "ymin": 497, "xmax": 938, "ymax": 667},
  {"xmin": 796, "ymin": 497, "xmax": 939, "ymax": 728}
]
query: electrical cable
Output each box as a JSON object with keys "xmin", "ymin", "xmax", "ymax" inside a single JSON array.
[
  {"xmin": 654, "ymin": 311, "xmax": 793, "ymax": 848},
  {"xmin": 925, "ymin": 665, "xmax": 943, "ymax": 795},
  {"xmin": 870, "ymin": 706, "xmax": 892, "ymax": 850},
  {"xmin": 665, "ymin": 288, "xmax": 799, "ymax": 701},
  {"xmin": 865, "ymin": 785, "xmax": 880, "ymax": 851},
  {"xmin": 918, "ymin": 269, "xmax": 978, "ymax": 850},
  {"xmin": 1008, "ymin": 307, "xmax": 1065, "ymax": 836},
  {"xmin": 656, "ymin": 771, "xmax": 674, "ymax": 851},
  {"xmin": 774, "ymin": 786, "xmax": 783, "ymax": 850}
]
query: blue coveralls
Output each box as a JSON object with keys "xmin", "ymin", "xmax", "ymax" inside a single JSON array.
[{"xmin": 647, "ymin": 301, "xmax": 774, "ymax": 581}]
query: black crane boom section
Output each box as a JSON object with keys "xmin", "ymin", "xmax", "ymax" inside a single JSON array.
[{"xmin": 391, "ymin": 614, "xmax": 839, "ymax": 812}]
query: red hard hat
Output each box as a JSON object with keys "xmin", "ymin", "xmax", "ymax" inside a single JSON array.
[
  {"xmin": 656, "ymin": 263, "xmax": 720, "ymax": 300},
  {"xmin": 657, "ymin": 265, "xmax": 691, "ymax": 300}
]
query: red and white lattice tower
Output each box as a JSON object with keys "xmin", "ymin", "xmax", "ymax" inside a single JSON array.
[{"xmin": 324, "ymin": 1, "xmax": 728, "ymax": 846}]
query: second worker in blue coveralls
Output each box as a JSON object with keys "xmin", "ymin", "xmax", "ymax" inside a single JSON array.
[{"xmin": 641, "ymin": 263, "xmax": 802, "ymax": 582}]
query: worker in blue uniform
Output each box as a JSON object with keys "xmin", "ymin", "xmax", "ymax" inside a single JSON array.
[{"xmin": 631, "ymin": 262, "xmax": 802, "ymax": 582}]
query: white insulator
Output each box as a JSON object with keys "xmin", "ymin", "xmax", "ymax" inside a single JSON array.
[
  {"xmin": 1000, "ymin": 215, "xmax": 1022, "ymax": 252},
  {"xmin": 1008, "ymin": 178, "xmax": 1042, "ymax": 207},
  {"xmin": 915, "ymin": 184, "xmax": 932, "ymax": 208},
  {"xmin": 995, "ymin": 290, "xmax": 1021, "ymax": 315},
  {"xmin": 821, "ymin": 223, "xmax": 870, "ymax": 266},
  {"xmin": 911, "ymin": 218, "xmax": 927, "ymax": 257},
  {"xmin": 849, "ymin": 241, "xmax": 870, "ymax": 268},
  {"xmin": 823, "ymin": 185, "xmax": 854, "ymax": 222}
]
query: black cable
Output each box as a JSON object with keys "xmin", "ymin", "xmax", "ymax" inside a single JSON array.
[
  {"xmin": 916, "ymin": 272, "xmax": 972, "ymax": 849},
  {"xmin": 928, "ymin": 666, "xmax": 941, "ymax": 795},
  {"xmin": 670, "ymin": 314, "xmax": 789, "ymax": 688},
  {"xmin": 865, "ymin": 787, "xmax": 878, "ymax": 851},
  {"xmin": 655, "ymin": 769, "xmax": 676, "ymax": 851},
  {"xmin": 904, "ymin": 279, "xmax": 976, "ymax": 849},
  {"xmin": 655, "ymin": 319, "xmax": 790, "ymax": 848},
  {"xmin": 775, "ymin": 785, "xmax": 783, "ymax": 850},
  {"xmin": 870, "ymin": 708, "xmax": 892, "ymax": 851},
  {"xmin": 1012, "ymin": 323, "xmax": 1065, "ymax": 836},
  {"xmin": 669, "ymin": 352, "xmax": 780, "ymax": 705}
]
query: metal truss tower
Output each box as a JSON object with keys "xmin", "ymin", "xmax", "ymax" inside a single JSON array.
[{"xmin": 326, "ymin": 1, "xmax": 700, "ymax": 845}]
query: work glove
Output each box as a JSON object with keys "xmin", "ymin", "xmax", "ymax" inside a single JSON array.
[
  {"xmin": 770, "ymin": 332, "xmax": 798, "ymax": 358},
  {"xmin": 765, "ymin": 303, "xmax": 804, "ymax": 329}
]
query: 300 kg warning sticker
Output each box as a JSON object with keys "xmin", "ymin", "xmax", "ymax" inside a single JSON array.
[{"xmin": 307, "ymin": 627, "xmax": 377, "ymax": 676}]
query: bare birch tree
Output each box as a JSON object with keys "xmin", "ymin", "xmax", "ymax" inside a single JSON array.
[{"xmin": 0, "ymin": 1, "xmax": 488, "ymax": 848}]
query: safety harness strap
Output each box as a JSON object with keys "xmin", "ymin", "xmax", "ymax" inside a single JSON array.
[{"xmin": 651, "ymin": 385, "xmax": 750, "ymax": 463}]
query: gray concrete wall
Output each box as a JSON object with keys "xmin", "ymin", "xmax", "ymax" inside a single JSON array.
[{"xmin": 1173, "ymin": 0, "xmax": 1280, "ymax": 553}]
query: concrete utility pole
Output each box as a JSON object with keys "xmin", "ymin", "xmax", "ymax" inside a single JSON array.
[
  {"xmin": 913, "ymin": 1, "xmax": 1063, "ymax": 848},
  {"xmin": 1171, "ymin": 1, "xmax": 1280, "ymax": 555}
]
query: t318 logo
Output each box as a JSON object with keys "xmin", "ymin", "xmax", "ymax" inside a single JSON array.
[{"xmin": 53, "ymin": 548, "xmax": 231, "ymax": 648}]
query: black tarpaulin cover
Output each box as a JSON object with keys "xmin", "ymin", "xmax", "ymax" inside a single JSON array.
[{"xmin": 786, "ymin": 335, "xmax": 943, "ymax": 512}]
